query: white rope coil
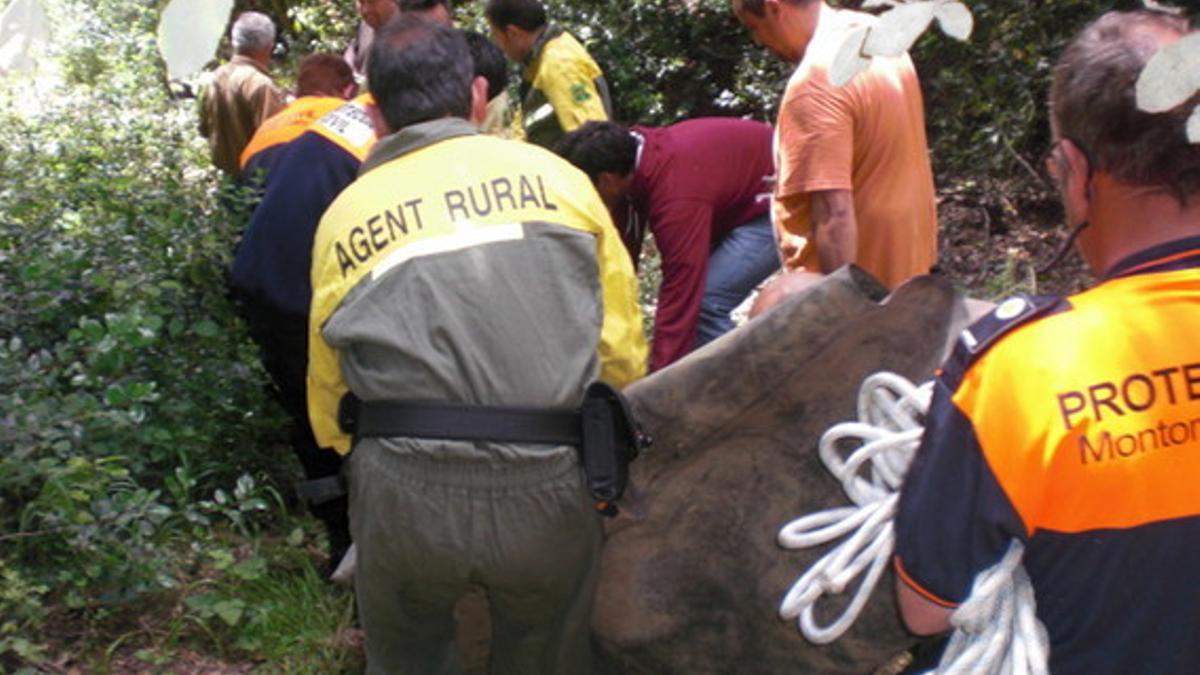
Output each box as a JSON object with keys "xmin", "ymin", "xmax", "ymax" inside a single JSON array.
[
  {"xmin": 940, "ymin": 540, "xmax": 1049, "ymax": 675},
  {"xmin": 776, "ymin": 371, "xmax": 1050, "ymax": 675},
  {"xmin": 778, "ymin": 372, "xmax": 930, "ymax": 644}
]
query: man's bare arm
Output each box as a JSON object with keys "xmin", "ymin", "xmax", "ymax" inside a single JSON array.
[
  {"xmin": 809, "ymin": 189, "xmax": 856, "ymax": 274},
  {"xmin": 896, "ymin": 574, "xmax": 954, "ymax": 636}
]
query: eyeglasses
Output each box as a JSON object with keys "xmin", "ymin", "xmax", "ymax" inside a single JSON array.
[{"xmin": 1042, "ymin": 137, "xmax": 1095, "ymax": 186}]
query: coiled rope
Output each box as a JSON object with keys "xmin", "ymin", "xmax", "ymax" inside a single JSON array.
[{"xmin": 776, "ymin": 372, "xmax": 1049, "ymax": 674}]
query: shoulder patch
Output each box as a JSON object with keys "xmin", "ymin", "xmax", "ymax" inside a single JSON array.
[
  {"xmin": 311, "ymin": 101, "xmax": 376, "ymax": 161},
  {"xmin": 570, "ymin": 82, "xmax": 592, "ymax": 103},
  {"xmin": 940, "ymin": 293, "xmax": 1067, "ymax": 390},
  {"xmin": 960, "ymin": 295, "xmax": 1048, "ymax": 355}
]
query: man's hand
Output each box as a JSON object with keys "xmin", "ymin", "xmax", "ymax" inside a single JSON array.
[{"xmin": 810, "ymin": 189, "xmax": 856, "ymax": 274}]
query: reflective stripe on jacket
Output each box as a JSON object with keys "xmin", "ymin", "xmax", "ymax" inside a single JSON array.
[{"xmin": 239, "ymin": 96, "xmax": 347, "ymax": 171}]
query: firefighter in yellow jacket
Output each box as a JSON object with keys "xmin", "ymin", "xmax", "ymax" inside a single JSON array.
[{"xmin": 307, "ymin": 16, "xmax": 646, "ymax": 674}]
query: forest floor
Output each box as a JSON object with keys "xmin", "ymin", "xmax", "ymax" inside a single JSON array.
[{"xmin": 935, "ymin": 178, "xmax": 1092, "ymax": 300}]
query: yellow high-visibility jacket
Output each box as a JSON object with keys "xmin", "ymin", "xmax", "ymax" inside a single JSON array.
[{"xmin": 307, "ymin": 117, "xmax": 647, "ymax": 454}]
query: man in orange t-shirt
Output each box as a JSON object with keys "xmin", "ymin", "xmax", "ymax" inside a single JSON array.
[{"xmin": 732, "ymin": 0, "xmax": 937, "ymax": 289}]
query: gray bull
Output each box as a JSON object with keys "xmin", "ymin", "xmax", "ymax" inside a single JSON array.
[{"xmin": 593, "ymin": 268, "xmax": 985, "ymax": 674}]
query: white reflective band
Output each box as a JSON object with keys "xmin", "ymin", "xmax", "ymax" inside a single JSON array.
[
  {"xmin": 525, "ymin": 103, "xmax": 555, "ymax": 127},
  {"xmin": 960, "ymin": 328, "xmax": 979, "ymax": 350},
  {"xmin": 371, "ymin": 223, "xmax": 525, "ymax": 280},
  {"xmin": 319, "ymin": 103, "xmax": 375, "ymax": 148}
]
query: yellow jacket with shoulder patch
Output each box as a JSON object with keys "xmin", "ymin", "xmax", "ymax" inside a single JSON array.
[{"xmin": 516, "ymin": 25, "xmax": 612, "ymax": 148}]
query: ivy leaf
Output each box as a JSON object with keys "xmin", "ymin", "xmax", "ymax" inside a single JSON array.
[
  {"xmin": 862, "ymin": 1, "xmax": 935, "ymax": 58},
  {"xmin": 1136, "ymin": 32, "xmax": 1200, "ymax": 113},
  {"xmin": 192, "ymin": 319, "xmax": 219, "ymax": 338},
  {"xmin": 212, "ymin": 599, "xmax": 245, "ymax": 626},
  {"xmin": 1188, "ymin": 106, "xmax": 1200, "ymax": 144},
  {"xmin": 230, "ymin": 557, "xmax": 266, "ymax": 581},
  {"xmin": 156, "ymin": 0, "xmax": 233, "ymax": 81},
  {"xmin": 934, "ymin": 1, "xmax": 973, "ymax": 42},
  {"xmin": 830, "ymin": 26, "xmax": 872, "ymax": 87}
]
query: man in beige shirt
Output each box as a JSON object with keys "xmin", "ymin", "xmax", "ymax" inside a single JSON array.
[{"xmin": 198, "ymin": 11, "xmax": 286, "ymax": 177}]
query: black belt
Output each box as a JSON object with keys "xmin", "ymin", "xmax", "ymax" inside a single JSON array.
[
  {"xmin": 337, "ymin": 384, "xmax": 648, "ymax": 517},
  {"xmin": 339, "ymin": 395, "xmax": 582, "ymax": 445}
]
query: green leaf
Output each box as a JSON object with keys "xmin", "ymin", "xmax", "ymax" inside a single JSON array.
[
  {"xmin": 192, "ymin": 319, "xmax": 219, "ymax": 338},
  {"xmin": 185, "ymin": 593, "xmax": 218, "ymax": 614},
  {"xmin": 230, "ymin": 557, "xmax": 266, "ymax": 581},
  {"xmin": 156, "ymin": 0, "xmax": 234, "ymax": 81},
  {"xmin": 213, "ymin": 599, "xmax": 245, "ymax": 626}
]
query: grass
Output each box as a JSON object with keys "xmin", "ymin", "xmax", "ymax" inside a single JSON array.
[{"xmin": 19, "ymin": 520, "xmax": 363, "ymax": 674}]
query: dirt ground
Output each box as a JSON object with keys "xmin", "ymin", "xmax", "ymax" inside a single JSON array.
[{"xmin": 934, "ymin": 181, "xmax": 1093, "ymax": 299}]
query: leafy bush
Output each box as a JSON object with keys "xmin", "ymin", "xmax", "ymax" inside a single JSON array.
[{"xmin": 0, "ymin": 0, "xmax": 293, "ymax": 661}]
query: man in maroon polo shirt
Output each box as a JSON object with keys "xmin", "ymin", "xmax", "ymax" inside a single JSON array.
[{"xmin": 557, "ymin": 118, "xmax": 778, "ymax": 370}]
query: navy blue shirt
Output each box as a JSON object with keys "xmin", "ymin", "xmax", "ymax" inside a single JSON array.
[{"xmin": 231, "ymin": 130, "xmax": 362, "ymax": 318}]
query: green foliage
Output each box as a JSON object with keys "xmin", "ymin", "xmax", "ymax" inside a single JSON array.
[
  {"xmin": 916, "ymin": 1, "xmax": 1196, "ymax": 182},
  {"xmin": 525, "ymin": 0, "xmax": 789, "ymax": 125},
  {"xmin": 0, "ymin": 0, "xmax": 294, "ymax": 663},
  {"xmin": 0, "ymin": 560, "xmax": 50, "ymax": 665}
]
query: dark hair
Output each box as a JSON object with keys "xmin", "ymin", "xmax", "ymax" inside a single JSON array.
[
  {"xmin": 368, "ymin": 15, "xmax": 474, "ymax": 131},
  {"xmin": 554, "ymin": 121, "xmax": 637, "ymax": 181},
  {"xmin": 400, "ymin": 0, "xmax": 451, "ymax": 14},
  {"xmin": 1051, "ymin": 10, "xmax": 1200, "ymax": 201},
  {"xmin": 484, "ymin": 0, "xmax": 546, "ymax": 32},
  {"xmin": 463, "ymin": 30, "xmax": 509, "ymax": 101},
  {"xmin": 296, "ymin": 53, "xmax": 355, "ymax": 98},
  {"xmin": 737, "ymin": 0, "xmax": 814, "ymax": 18}
]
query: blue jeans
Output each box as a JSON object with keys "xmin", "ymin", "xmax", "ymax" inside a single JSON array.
[{"xmin": 695, "ymin": 212, "xmax": 780, "ymax": 347}]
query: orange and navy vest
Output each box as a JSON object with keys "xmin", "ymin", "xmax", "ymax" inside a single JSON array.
[
  {"xmin": 895, "ymin": 235, "xmax": 1200, "ymax": 674},
  {"xmin": 239, "ymin": 96, "xmax": 347, "ymax": 177},
  {"xmin": 230, "ymin": 95, "xmax": 378, "ymax": 318}
]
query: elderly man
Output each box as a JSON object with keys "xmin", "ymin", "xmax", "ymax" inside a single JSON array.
[
  {"xmin": 486, "ymin": 0, "xmax": 611, "ymax": 148},
  {"xmin": 894, "ymin": 10, "xmax": 1200, "ymax": 674},
  {"xmin": 198, "ymin": 11, "xmax": 285, "ymax": 177},
  {"xmin": 732, "ymin": 0, "xmax": 937, "ymax": 290},
  {"xmin": 307, "ymin": 15, "xmax": 645, "ymax": 673},
  {"xmin": 557, "ymin": 119, "xmax": 777, "ymax": 369},
  {"xmin": 343, "ymin": 0, "xmax": 452, "ymax": 79}
]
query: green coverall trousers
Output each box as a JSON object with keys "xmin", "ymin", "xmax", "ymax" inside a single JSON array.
[{"xmin": 349, "ymin": 442, "xmax": 602, "ymax": 675}]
